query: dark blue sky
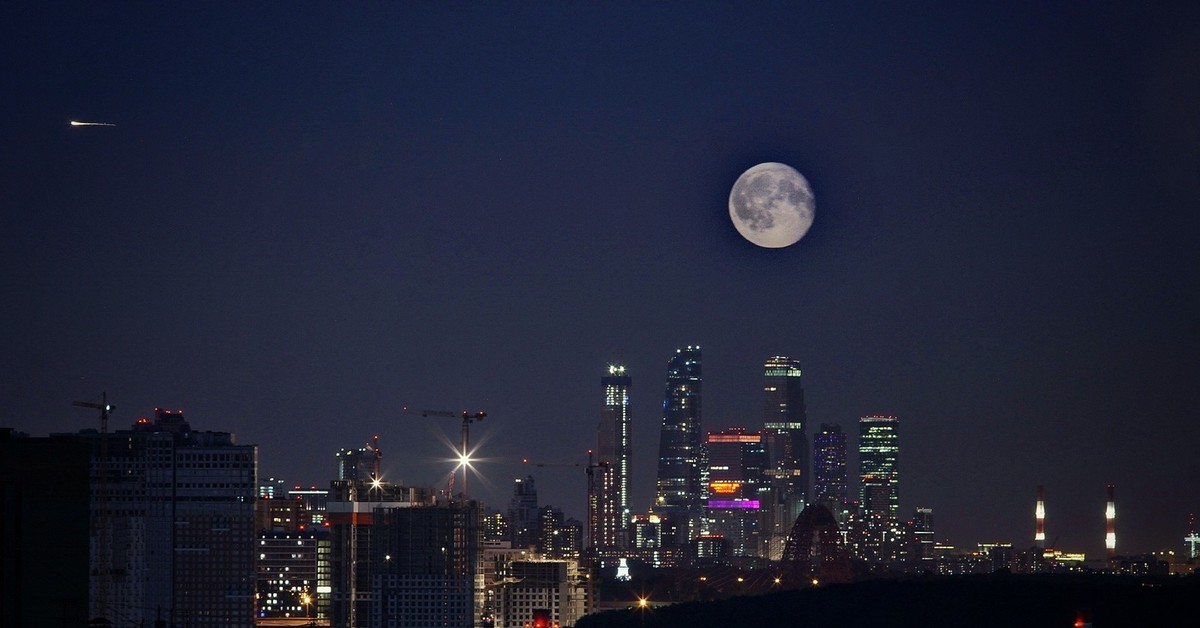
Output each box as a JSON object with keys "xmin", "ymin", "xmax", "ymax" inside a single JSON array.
[{"xmin": 3, "ymin": 1, "xmax": 1197, "ymax": 556}]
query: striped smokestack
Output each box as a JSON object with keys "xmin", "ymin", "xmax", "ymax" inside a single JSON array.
[
  {"xmin": 1035, "ymin": 485, "xmax": 1046, "ymax": 549},
  {"xmin": 1105, "ymin": 484, "xmax": 1116, "ymax": 560}
]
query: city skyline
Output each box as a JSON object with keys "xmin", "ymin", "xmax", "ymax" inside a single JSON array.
[
  {"xmin": 21, "ymin": 346, "xmax": 1194, "ymax": 561},
  {"xmin": 3, "ymin": 2, "xmax": 1196, "ymax": 563}
]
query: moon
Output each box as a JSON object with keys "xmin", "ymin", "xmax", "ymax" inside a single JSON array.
[{"xmin": 728, "ymin": 162, "xmax": 815, "ymax": 248}]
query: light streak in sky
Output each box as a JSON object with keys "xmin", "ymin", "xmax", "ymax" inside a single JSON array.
[{"xmin": 69, "ymin": 121, "xmax": 116, "ymax": 127}]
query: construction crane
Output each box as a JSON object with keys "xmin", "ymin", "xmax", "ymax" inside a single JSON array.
[
  {"xmin": 521, "ymin": 451, "xmax": 608, "ymax": 613},
  {"xmin": 73, "ymin": 392, "xmax": 113, "ymax": 624},
  {"xmin": 403, "ymin": 406, "xmax": 487, "ymax": 500}
]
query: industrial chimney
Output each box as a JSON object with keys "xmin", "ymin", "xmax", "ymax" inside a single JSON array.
[
  {"xmin": 1105, "ymin": 484, "xmax": 1116, "ymax": 560},
  {"xmin": 1035, "ymin": 485, "xmax": 1046, "ymax": 550}
]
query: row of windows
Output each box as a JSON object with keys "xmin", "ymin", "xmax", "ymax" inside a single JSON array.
[{"xmin": 179, "ymin": 452, "xmax": 253, "ymax": 462}]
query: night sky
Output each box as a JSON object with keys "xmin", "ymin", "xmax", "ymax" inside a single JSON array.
[{"xmin": 3, "ymin": 2, "xmax": 1197, "ymax": 558}]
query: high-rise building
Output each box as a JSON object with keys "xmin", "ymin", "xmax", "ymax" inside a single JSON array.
[
  {"xmin": 509, "ymin": 475, "xmax": 540, "ymax": 550},
  {"xmin": 812, "ymin": 423, "xmax": 848, "ymax": 507},
  {"xmin": 255, "ymin": 529, "xmax": 331, "ymax": 622},
  {"xmin": 912, "ymin": 507, "xmax": 935, "ymax": 569},
  {"xmin": 761, "ymin": 356, "xmax": 809, "ymax": 559},
  {"xmin": 859, "ymin": 415, "xmax": 900, "ymax": 517},
  {"xmin": 482, "ymin": 508, "xmax": 511, "ymax": 544},
  {"xmin": 703, "ymin": 427, "xmax": 769, "ymax": 558},
  {"xmin": 371, "ymin": 504, "xmax": 481, "ymax": 628},
  {"xmin": 762, "ymin": 356, "xmax": 809, "ymax": 504},
  {"xmin": 538, "ymin": 506, "xmax": 583, "ymax": 560},
  {"xmin": 71, "ymin": 408, "xmax": 258, "ymax": 628},
  {"xmin": 327, "ymin": 479, "xmax": 479, "ymax": 628},
  {"xmin": 336, "ymin": 446, "xmax": 378, "ymax": 482},
  {"xmin": 596, "ymin": 364, "xmax": 632, "ymax": 550},
  {"xmin": 655, "ymin": 346, "xmax": 702, "ymax": 540}
]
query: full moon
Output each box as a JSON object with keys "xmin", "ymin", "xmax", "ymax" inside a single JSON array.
[{"xmin": 728, "ymin": 162, "xmax": 815, "ymax": 248}]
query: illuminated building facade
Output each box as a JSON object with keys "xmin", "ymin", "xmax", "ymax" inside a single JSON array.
[
  {"xmin": 596, "ymin": 364, "xmax": 632, "ymax": 550},
  {"xmin": 336, "ymin": 446, "xmax": 378, "ymax": 482},
  {"xmin": 812, "ymin": 423, "xmax": 848, "ymax": 507},
  {"xmin": 628, "ymin": 512, "xmax": 684, "ymax": 568},
  {"xmin": 655, "ymin": 346, "xmax": 703, "ymax": 540},
  {"xmin": 538, "ymin": 506, "xmax": 583, "ymax": 560},
  {"xmin": 859, "ymin": 415, "xmax": 900, "ymax": 517},
  {"xmin": 703, "ymin": 428, "xmax": 768, "ymax": 557},
  {"xmin": 255, "ymin": 529, "xmax": 331, "ymax": 621},
  {"xmin": 482, "ymin": 508, "xmax": 510, "ymax": 543},
  {"xmin": 761, "ymin": 356, "xmax": 809, "ymax": 558},
  {"xmin": 912, "ymin": 507, "xmax": 936, "ymax": 569},
  {"xmin": 287, "ymin": 486, "xmax": 330, "ymax": 527},
  {"xmin": 259, "ymin": 476, "xmax": 287, "ymax": 499}
]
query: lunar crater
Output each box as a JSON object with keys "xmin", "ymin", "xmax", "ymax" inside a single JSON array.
[{"xmin": 728, "ymin": 162, "xmax": 814, "ymax": 248}]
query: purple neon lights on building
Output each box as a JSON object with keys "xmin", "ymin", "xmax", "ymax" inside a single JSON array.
[{"xmin": 706, "ymin": 499, "xmax": 760, "ymax": 509}]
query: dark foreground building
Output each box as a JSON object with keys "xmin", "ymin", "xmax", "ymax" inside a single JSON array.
[{"xmin": 0, "ymin": 429, "xmax": 91, "ymax": 627}]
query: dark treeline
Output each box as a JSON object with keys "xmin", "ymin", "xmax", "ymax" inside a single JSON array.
[{"xmin": 577, "ymin": 573, "xmax": 1199, "ymax": 628}]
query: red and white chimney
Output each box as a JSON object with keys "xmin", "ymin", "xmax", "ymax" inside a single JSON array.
[
  {"xmin": 1035, "ymin": 485, "xmax": 1046, "ymax": 549},
  {"xmin": 1105, "ymin": 484, "xmax": 1116, "ymax": 560}
]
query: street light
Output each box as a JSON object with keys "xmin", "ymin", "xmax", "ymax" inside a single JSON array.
[{"xmin": 300, "ymin": 592, "xmax": 312, "ymax": 620}]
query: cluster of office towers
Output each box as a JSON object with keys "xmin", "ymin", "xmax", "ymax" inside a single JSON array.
[{"xmin": 589, "ymin": 347, "xmax": 901, "ymax": 567}]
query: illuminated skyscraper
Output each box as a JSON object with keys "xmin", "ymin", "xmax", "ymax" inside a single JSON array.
[
  {"xmin": 761, "ymin": 357, "xmax": 809, "ymax": 554},
  {"xmin": 812, "ymin": 423, "xmax": 848, "ymax": 507},
  {"xmin": 704, "ymin": 427, "xmax": 768, "ymax": 557},
  {"xmin": 655, "ymin": 346, "xmax": 703, "ymax": 538},
  {"xmin": 596, "ymin": 364, "xmax": 632, "ymax": 549},
  {"xmin": 859, "ymin": 415, "xmax": 900, "ymax": 517}
]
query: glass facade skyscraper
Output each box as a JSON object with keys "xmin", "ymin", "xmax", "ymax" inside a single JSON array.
[
  {"xmin": 596, "ymin": 364, "xmax": 631, "ymax": 549},
  {"xmin": 761, "ymin": 356, "xmax": 809, "ymax": 521},
  {"xmin": 655, "ymin": 346, "xmax": 702, "ymax": 538},
  {"xmin": 859, "ymin": 415, "xmax": 900, "ymax": 517},
  {"xmin": 812, "ymin": 423, "xmax": 848, "ymax": 507}
]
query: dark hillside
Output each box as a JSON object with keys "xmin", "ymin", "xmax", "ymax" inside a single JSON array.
[{"xmin": 576, "ymin": 574, "xmax": 1199, "ymax": 628}]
